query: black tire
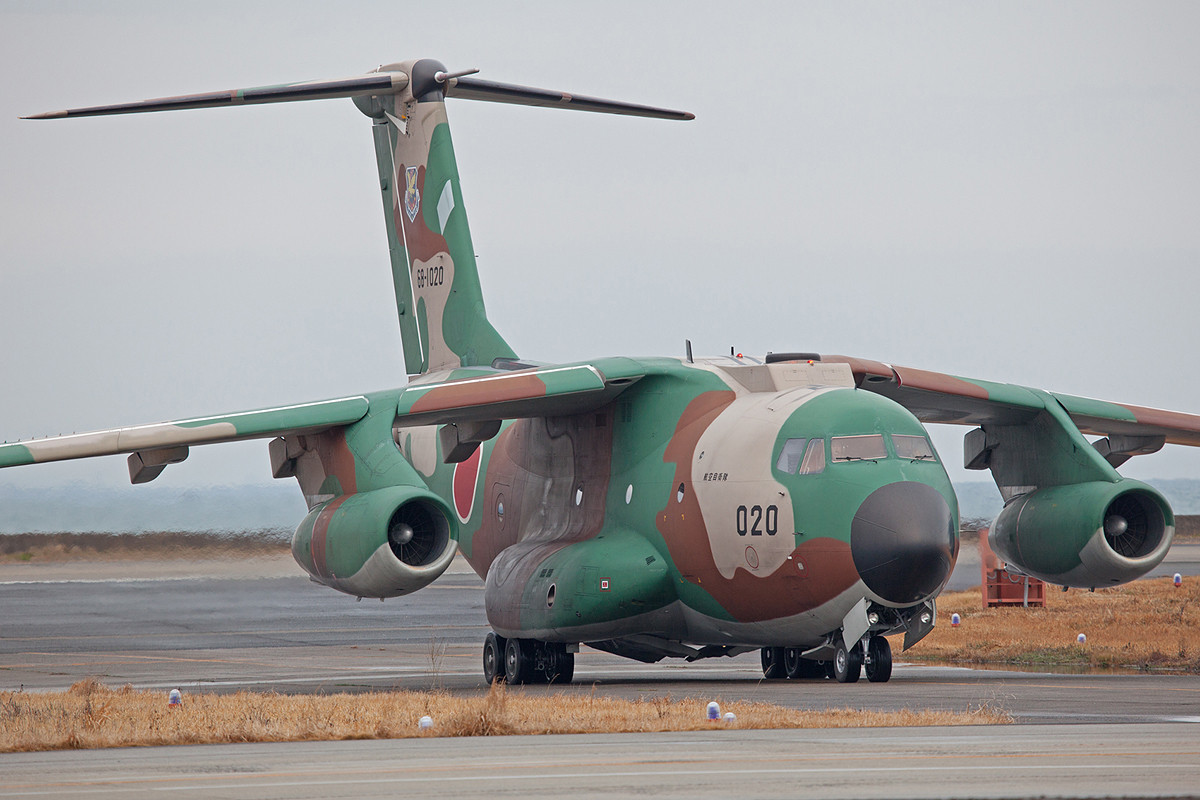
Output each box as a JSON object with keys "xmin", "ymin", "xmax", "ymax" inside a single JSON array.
[
  {"xmin": 761, "ymin": 647, "xmax": 786, "ymax": 679},
  {"xmin": 504, "ymin": 637, "xmax": 533, "ymax": 684},
  {"xmin": 547, "ymin": 648, "xmax": 575, "ymax": 684},
  {"xmin": 833, "ymin": 641, "xmax": 863, "ymax": 684},
  {"xmin": 483, "ymin": 632, "xmax": 506, "ymax": 684},
  {"xmin": 782, "ymin": 647, "xmax": 803, "ymax": 679},
  {"xmin": 865, "ymin": 635, "xmax": 892, "ymax": 683}
]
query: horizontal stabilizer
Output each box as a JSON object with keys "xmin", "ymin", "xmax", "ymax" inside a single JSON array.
[
  {"xmin": 23, "ymin": 62, "xmax": 692, "ymax": 122},
  {"xmin": 22, "ymin": 73, "xmax": 409, "ymax": 119},
  {"xmin": 445, "ymin": 76, "xmax": 694, "ymax": 120}
]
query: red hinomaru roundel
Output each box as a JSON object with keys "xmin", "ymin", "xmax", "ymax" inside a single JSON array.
[{"xmin": 452, "ymin": 445, "xmax": 482, "ymax": 523}]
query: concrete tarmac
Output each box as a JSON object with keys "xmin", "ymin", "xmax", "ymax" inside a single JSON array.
[
  {"xmin": 3, "ymin": 548, "xmax": 1200, "ymax": 799},
  {"xmin": 1, "ymin": 724, "xmax": 1198, "ymax": 799}
]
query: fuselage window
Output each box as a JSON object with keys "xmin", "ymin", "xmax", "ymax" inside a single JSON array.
[
  {"xmin": 775, "ymin": 438, "xmax": 807, "ymax": 474},
  {"xmin": 831, "ymin": 434, "xmax": 887, "ymax": 462},
  {"xmin": 798, "ymin": 438, "xmax": 826, "ymax": 475},
  {"xmin": 893, "ymin": 434, "xmax": 936, "ymax": 461}
]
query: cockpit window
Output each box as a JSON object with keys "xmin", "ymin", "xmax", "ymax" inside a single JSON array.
[
  {"xmin": 798, "ymin": 439, "xmax": 826, "ymax": 474},
  {"xmin": 775, "ymin": 438, "xmax": 807, "ymax": 474},
  {"xmin": 831, "ymin": 434, "xmax": 887, "ymax": 462},
  {"xmin": 893, "ymin": 434, "xmax": 936, "ymax": 461}
]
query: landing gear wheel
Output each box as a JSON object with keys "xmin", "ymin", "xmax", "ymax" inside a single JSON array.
[
  {"xmin": 504, "ymin": 637, "xmax": 534, "ymax": 684},
  {"xmin": 865, "ymin": 635, "xmax": 892, "ymax": 683},
  {"xmin": 483, "ymin": 632, "xmax": 507, "ymax": 684},
  {"xmin": 833, "ymin": 641, "xmax": 863, "ymax": 683},
  {"xmin": 761, "ymin": 647, "xmax": 786, "ymax": 679},
  {"xmin": 782, "ymin": 647, "xmax": 803, "ymax": 679},
  {"xmin": 546, "ymin": 648, "xmax": 575, "ymax": 684}
]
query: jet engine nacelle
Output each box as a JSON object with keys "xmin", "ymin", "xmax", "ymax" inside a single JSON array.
[
  {"xmin": 989, "ymin": 480, "xmax": 1173, "ymax": 588},
  {"xmin": 291, "ymin": 485, "xmax": 457, "ymax": 598}
]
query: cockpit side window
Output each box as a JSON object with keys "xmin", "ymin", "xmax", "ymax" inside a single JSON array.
[
  {"xmin": 798, "ymin": 438, "xmax": 826, "ymax": 474},
  {"xmin": 831, "ymin": 434, "xmax": 887, "ymax": 462},
  {"xmin": 775, "ymin": 438, "xmax": 807, "ymax": 474},
  {"xmin": 893, "ymin": 434, "xmax": 937, "ymax": 461}
]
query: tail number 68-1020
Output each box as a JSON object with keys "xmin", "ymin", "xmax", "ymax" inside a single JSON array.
[{"xmin": 736, "ymin": 504, "xmax": 778, "ymax": 536}]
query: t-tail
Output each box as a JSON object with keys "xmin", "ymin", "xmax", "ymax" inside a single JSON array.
[{"xmin": 26, "ymin": 59, "xmax": 692, "ymax": 376}]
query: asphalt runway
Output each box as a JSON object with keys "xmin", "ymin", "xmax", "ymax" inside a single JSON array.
[{"xmin": 2, "ymin": 547, "xmax": 1200, "ymax": 799}]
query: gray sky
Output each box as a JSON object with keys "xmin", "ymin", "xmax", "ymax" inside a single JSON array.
[{"xmin": 2, "ymin": 1, "xmax": 1199, "ymax": 496}]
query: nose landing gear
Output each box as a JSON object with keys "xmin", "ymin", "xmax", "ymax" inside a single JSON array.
[{"xmin": 760, "ymin": 635, "xmax": 892, "ymax": 684}]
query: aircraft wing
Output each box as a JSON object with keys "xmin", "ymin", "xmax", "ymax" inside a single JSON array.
[
  {"xmin": 822, "ymin": 354, "xmax": 1200, "ymax": 449},
  {"xmin": 0, "ymin": 396, "xmax": 370, "ymax": 483},
  {"xmin": 395, "ymin": 358, "xmax": 646, "ymax": 427}
]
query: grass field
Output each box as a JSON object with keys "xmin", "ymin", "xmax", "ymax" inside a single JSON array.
[
  {"xmin": 910, "ymin": 577, "xmax": 1200, "ymax": 673},
  {"xmin": 0, "ymin": 679, "xmax": 1010, "ymax": 753}
]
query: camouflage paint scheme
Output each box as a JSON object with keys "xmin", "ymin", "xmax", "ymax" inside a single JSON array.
[{"xmin": 8, "ymin": 58, "xmax": 1200, "ymax": 682}]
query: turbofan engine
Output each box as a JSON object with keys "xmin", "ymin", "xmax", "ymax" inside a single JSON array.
[
  {"xmin": 989, "ymin": 480, "xmax": 1173, "ymax": 588},
  {"xmin": 292, "ymin": 485, "xmax": 457, "ymax": 598}
]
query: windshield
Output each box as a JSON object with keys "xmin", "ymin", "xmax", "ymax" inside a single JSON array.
[
  {"xmin": 831, "ymin": 434, "xmax": 887, "ymax": 462},
  {"xmin": 893, "ymin": 434, "xmax": 936, "ymax": 461}
]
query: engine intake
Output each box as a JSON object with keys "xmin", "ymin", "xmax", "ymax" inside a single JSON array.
[
  {"xmin": 989, "ymin": 480, "xmax": 1173, "ymax": 588},
  {"xmin": 292, "ymin": 485, "xmax": 457, "ymax": 598}
]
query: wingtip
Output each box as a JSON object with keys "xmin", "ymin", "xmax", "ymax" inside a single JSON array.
[
  {"xmin": 683, "ymin": 112, "xmax": 696, "ymax": 121},
  {"xmin": 21, "ymin": 111, "xmax": 66, "ymax": 120}
]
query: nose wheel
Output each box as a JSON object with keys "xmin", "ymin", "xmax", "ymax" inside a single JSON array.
[
  {"xmin": 833, "ymin": 640, "xmax": 863, "ymax": 683},
  {"xmin": 865, "ymin": 635, "xmax": 892, "ymax": 683}
]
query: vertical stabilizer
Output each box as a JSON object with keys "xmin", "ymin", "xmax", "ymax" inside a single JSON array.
[
  {"xmin": 358, "ymin": 59, "xmax": 516, "ymax": 376},
  {"xmin": 25, "ymin": 59, "xmax": 691, "ymax": 378}
]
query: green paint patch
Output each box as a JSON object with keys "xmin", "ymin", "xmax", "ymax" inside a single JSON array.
[{"xmin": 0, "ymin": 444, "xmax": 35, "ymax": 468}]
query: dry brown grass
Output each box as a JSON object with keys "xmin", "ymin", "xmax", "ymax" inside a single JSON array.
[
  {"xmin": 0, "ymin": 679, "xmax": 1010, "ymax": 753},
  {"xmin": 909, "ymin": 577, "xmax": 1200, "ymax": 672},
  {"xmin": 0, "ymin": 531, "xmax": 289, "ymax": 563}
]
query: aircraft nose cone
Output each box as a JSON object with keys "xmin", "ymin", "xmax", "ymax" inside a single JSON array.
[{"xmin": 851, "ymin": 481, "xmax": 956, "ymax": 605}]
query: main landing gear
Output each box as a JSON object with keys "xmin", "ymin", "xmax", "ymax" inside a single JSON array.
[
  {"xmin": 483, "ymin": 632, "xmax": 575, "ymax": 685},
  {"xmin": 761, "ymin": 636, "xmax": 892, "ymax": 684}
]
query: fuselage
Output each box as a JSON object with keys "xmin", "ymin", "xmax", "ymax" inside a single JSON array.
[{"xmin": 395, "ymin": 356, "xmax": 959, "ymax": 651}]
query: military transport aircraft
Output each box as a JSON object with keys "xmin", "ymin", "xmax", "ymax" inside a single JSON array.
[{"xmin": 7, "ymin": 59, "xmax": 1200, "ymax": 685}]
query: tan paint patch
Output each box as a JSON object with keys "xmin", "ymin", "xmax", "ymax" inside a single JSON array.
[
  {"xmin": 658, "ymin": 391, "xmax": 860, "ymax": 623},
  {"xmin": 27, "ymin": 422, "xmax": 239, "ymax": 463},
  {"xmin": 691, "ymin": 393, "xmax": 801, "ymax": 580}
]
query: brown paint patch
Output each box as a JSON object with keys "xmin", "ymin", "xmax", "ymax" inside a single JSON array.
[
  {"xmin": 471, "ymin": 410, "xmax": 616, "ymax": 632},
  {"xmin": 395, "ymin": 163, "xmax": 451, "ymax": 263},
  {"xmin": 657, "ymin": 391, "xmax": 860, "ymax": 622},
  {"xmin": 1120, "ymin": 403, "xmax": 1200, "ymax": 438},
  {"xmin": 313, "ymin": 429, "xmax": 358, "ymax": 496},
  {"xmin": 409, "ymin": 373, "xmax": 548, "ymax": 414},
  {"xmin": 892, "ymin": 366, "xmax": 990, "ymax": 400},
  {"xmin": 311, "ymin": 495, "xmax": 350, "ymax": 580}
]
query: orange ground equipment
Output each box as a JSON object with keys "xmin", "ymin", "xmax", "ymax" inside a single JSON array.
[{"xmin": 978, "ymin": 529, "xmax": 1046, "ymax": 609}]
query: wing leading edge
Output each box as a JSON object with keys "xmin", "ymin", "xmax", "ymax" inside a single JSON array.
[
  {"xmin": 822, "ymin": 354, "xmax": 1200, "ymax": 454},
  {"xmin": 0, "ymin": 396, "xmax": 370, "ymax": 483}
]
